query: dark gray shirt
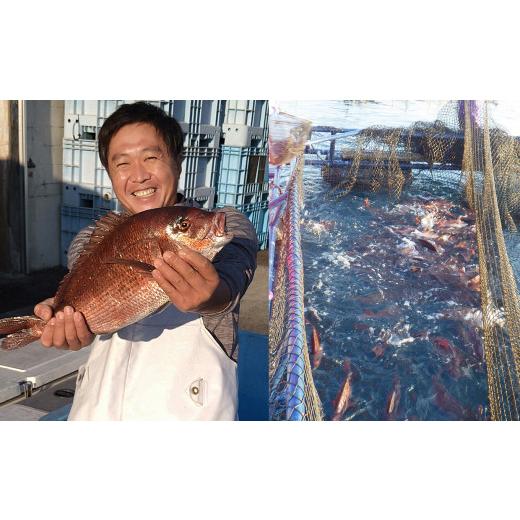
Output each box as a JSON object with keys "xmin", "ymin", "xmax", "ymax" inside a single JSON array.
[{"xmin": 67, "ymin": 203, "xmax": 258, "ymax": 361}]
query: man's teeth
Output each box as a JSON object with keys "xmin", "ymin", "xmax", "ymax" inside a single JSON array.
[{"xmin": 133, "ymin": 188, "xmax": 156, "ymax": 197}]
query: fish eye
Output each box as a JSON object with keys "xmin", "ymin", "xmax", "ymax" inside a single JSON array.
[{"xmin": 174, "ymin": 217, "xmax": 190, "ymax": 232}]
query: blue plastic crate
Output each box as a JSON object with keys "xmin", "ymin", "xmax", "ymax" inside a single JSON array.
[
  {"xmin": 247, "ymin": 205, "xmax": 268, "ymax": 250},
  {"xmin": 181, "ymin": 124, "xmax": 221, "ymax": 148},
  {"xmin": 245, "ymin": 204, "xmax": 268, "ymax": 231},
  {"xmin": 65, "ymin": 100, "xmax": 268, "ymax": 139},
  {"xmin": 65, "ymin": 100, "xmax": 225, "ymax": 141},
  {"xmin": 217, "ymin": 180, "xmax": 269, "ymax": 209},
  {"xmin": 65, "ymin": 100, "xmax": 126, "ymax": 119},
  {"xmin": 221, "ymin": 123, "xmax": 267, "ymax": 149},
  {"xmin": 216, "ymin": 146, "xmax": 268, "ymax": 207},
  {"xmin": 224, "ymin": 100, "xmax": 268, "ymax": 128},
  {"xmin": 62, "ymin": 139, "xmax": 108, "ymax": 186},
  {"xmin": 230, "ymin": 201, "xmax": 268, "ymax": 250},
  {"xmin": 180, "ymin": 147, "xmax": 221, "ymax": 203},
  {"xmin": 63, "ymin": 185, "xmax": 118, "ymax": 212},
  {"xmin": 169, "ymin": 100, "xmax": 226, "ymax": 132},
  {"xmin": 64, "ymin": 101, "xmax": 127, "ymax": 140},
  {"xmin": 62, "ymin": 139, "xmax": 118, "ymax": 207}
]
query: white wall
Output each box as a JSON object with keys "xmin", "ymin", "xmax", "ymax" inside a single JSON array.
[{"xmin": 26, "ymin": 101, "xmax": 64, "ymax": 271}]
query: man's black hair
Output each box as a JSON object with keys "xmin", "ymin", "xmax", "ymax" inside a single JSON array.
[{"xmin": 98, "ymin": 101, "xmax": 185, "ymax": 170}]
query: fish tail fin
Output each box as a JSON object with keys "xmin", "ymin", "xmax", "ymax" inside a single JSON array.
[
  {"xmin": 0, "ymin": 316, "xmax": 44, "ymax": 350},
  {"xmin": 2, "ymin": 331, "xmax": 41, "ymax": 350},
  {"xmin": 0, "ymin": 316, "xmax": 42, "ymax": 335}
]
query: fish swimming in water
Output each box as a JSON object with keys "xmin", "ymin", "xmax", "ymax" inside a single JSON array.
[
  {"xmin": 386, "ymin": 376, "xmax": 401, "ymax": 420},
  {"xmin": 0, "ymin": 207, "xmax": 233, "ymax": 350},
  {"xmin": 352, "ymin": 288, "xmax": 385, "ymax": 305},
  {"xmin": 371, "ymin": 342, "xmax": 387, "ymax": 358},
  {"xmin": 362, "ymin": 305, "xmax": 401, "ymax": 319},
  {"xmin": 309, "ymin": 324, "xmax": 324, "ymax": 369},
  {"xmin": 332, "ymin": 360, "xmax": 354, "ymax": 421},
  {"xmin": 416, "ymin": 238, "xmax": 444, "ymax": 254},
  {"xmin": 419, "ymin": 213, "xmax": 436, "ymax": 231},
  {"xmin": 305, "ymin": 306, "xmax": 322, "ymax": 327},
  {"xmin": 467, "ymin": 274, "xmax": 480, "ymax": 292},
  {"xmin": 432, "ymin": 376, "xmax": 471, "ymax": 419},
  {"xmin": 432, "ymin": 337, "xmax": 465, "ymax": 379}
]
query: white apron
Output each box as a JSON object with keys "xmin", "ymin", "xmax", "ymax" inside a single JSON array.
[{"xmin": 68, "ymin": 305, "xmax": 238, "ymax": 421}]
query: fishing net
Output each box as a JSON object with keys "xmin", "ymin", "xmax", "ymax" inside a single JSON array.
[
  {"xmin": 464, "ymin": 103, "xmax": 520, "ymax": 420},
  {"xmin": 269, "ymin": 112, "xmax": 323, "ymax": 421},
  {"xmin": 315, "ymin": 100, "xmax": 520, "ymax": 420}
]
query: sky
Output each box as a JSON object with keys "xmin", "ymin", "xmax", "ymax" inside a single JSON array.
[{"xmin": 276, "ymin": 100, "xmax": 520, "ymax": 136}]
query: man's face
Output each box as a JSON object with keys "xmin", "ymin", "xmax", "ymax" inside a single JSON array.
[{"xmin": 107, "ymin": 122, "xmax": 181, "ymax": 214}]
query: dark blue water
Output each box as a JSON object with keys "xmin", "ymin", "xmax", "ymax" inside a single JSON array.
[{"xmin": 302, "ymin": 166, "xmax": 489, "ymax": 420}]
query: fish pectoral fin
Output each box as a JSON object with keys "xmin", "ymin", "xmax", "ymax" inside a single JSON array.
[
  {"xmin": 104, "ymin": 258, "xmax": 155, "ymax": 276},
  {"xmin": 118, "ymin": 239, "xmax": 165, "ymax": 260}
]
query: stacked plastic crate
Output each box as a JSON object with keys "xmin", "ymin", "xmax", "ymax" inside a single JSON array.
[
  {"xmin": 169, "ymin": 100, "xmax": 224, "ymax": 201},
  {"xmin": 217, "ymin": 100, "xmax": 269, "ymax": 249},
  {"xmin": 60, "ymin": 100, "xmax": 268, "ymax": 266},
  {"xmin": 61, "ymin": 101, "xmax": 123, "ymax": 265}
]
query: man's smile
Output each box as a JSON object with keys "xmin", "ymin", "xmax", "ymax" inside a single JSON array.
[{"xmin": 132, "ymin": 187, "xmax": 157, "ymax": 197}]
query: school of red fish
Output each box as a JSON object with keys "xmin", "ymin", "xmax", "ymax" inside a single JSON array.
[{"xmin": 304, "ymin": 196, "xmax": 487, "ymax": 420}]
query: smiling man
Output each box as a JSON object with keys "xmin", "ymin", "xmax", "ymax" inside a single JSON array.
[
  {"xmin": 34, "ymin": 102, "xmax": 258, "ymax": 420},
  {"xmin": 105, "ymin": 122, "xmax": 179, "ymax": 213}
]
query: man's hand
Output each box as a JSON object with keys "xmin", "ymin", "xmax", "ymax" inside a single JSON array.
[
  {"xmin": 34, "ymin": 298, "xmax": 95, "ymax": 350},
  {"xmin": 152, "ymin": 246, "xmax": 231, "ymax": 314}
]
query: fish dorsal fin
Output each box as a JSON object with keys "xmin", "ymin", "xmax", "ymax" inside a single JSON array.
[
  {"xmin": 56, "ymin": 212, "xmax": 129, "ymax": 299},
  {"xmin": 55, "ymin": 211, "xmax": 130, "ymax": 305},
  {"xmin": 77, "ymin": 211, "xmax": 128, "ymax": 258},
  {"xmin": 86, "ymin": 211, "xmax": 129, "ymax": 249}
]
